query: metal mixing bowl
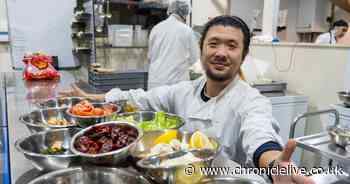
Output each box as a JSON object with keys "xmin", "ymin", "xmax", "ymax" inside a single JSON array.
[
  {"xmin": 137, "ymin": 149, "xmax": 217, "ymax": 184},
  {"xmin": 28, "ymin": 167, "xmax": 151, "ymax": 184},
  {"xmin": 130, "ymin": 130, "xmax": 221, "ymax": 160},
  {"xmin": 19, "ymin": 107, "xmax": 78, "ymax": 133},
  {"xmin": 15, "ymin": 128, "xmax": 81, "ymax": 172},
  {"xmin": 112, "ymin": 111, "xmax": 185, "ymax": 131},
  {"xmin": 199, "ymin": 176, "xmax": 264, "ymax": 184},
  {"xmin": 66, "ymin": 102, "xmax": 120, "ymax": 127},
  {"xmin": 35, "ymin": 97, "xmax": 102, "ymax": 109},
  {"xmin": 70, "ymin": 121, "xmax": 143, "ymax": 166}
]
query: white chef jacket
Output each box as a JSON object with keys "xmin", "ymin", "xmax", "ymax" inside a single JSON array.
[
  {"xmin": 147, "ymin": 14, "xmax": 200, "ymax": 89},
  {"xmin": 105, "ymin": 76, "xmax": 283, "ymax": 167},
  {"xmin": 315, "ymin": 30, "xmax": 336, "ymax": 44}
]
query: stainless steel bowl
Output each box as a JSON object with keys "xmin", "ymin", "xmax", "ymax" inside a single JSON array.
[
  {"xmin": 199, "ymin": 176, "xmax": 264, "ymax": 184},
  {"xmin": 35, "ymin": 97, "xmax": 102, "ymax": 109},
  {"xmin": 137, "ymin": 149, "xmax": 217, "ymax": 184},
  {"xmin": 19, "ymin": 107, "xmax": 78, "ymax": 133},
  {"xmin": 112, "ymin": 111, "xmax": 185, "ymax": 131},
  {"xmin": 66, "ymin": 102, "xmax": 120, "ymax": 128},
  {"xmin": 338, "ymin": 91, "xmax": 350, "ymax": 107},
  {"xmin": 15, "ymin": 128, "xmax": 81, "ymax": 172},
  {"xmin": 328, "ymin": 126, "xmax": 350, "ymax": 148},
  {"xmin": 131, "ymin": 130, "xmax": 221, "ymax": 160},
  {"xmin": 28, "ymin": 167, "xmax": 151, "ymax": 184},
  {"xmin": 70, "ymin": 121, "xmax": 143, "ymax": 166}
]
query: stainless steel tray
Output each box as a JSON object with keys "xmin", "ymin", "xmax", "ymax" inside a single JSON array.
[
  {"xmin": 295, "ymin": 133, "xmax": 350, "ymax": 164},
  {"xmin": 252, "ymin": 81, "xmax": 287, "ymax": 93}
]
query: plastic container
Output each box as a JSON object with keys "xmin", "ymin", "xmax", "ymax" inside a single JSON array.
[{"xmin": 108, "ymin": 25, "xmax": 133, "ymax": 47}]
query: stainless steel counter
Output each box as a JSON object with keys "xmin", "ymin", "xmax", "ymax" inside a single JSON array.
[{"xmin": 4, "ymin": 70, "xmax": 87, "ymax": 183}]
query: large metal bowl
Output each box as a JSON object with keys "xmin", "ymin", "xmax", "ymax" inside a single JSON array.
[
  {"xmin": 70, "ymin": 121, "xmax": 143, "ymax": 166},
  {"xmin": 35, "ymin": 97, "xmax": 102, "ymax": 109},
  {"xmin": 66, "ymin": 102, "xmax": 120, "ymax": 128},
  {"xmin": 131, "ymin": 130, "xmax": 221, "ymax": 160},
  {"xmin": 28, "ymin": 167, "xmax": 151, "ymax": 184},
  {"xmin": 338, "ymin": 91, "xmax": 350, "ymax": 107},
  {"xmin": 15, "ymin": 128, "xmax": 81, "ymax": 172},
  {"xmin": 112, "ymin": 111, "xmax": 185, "ymax": 131},
  {"xmin": 19, "ymin": 107, "xmax": 78, "ymax": 133},
  {"xmin": 198, "ymin": 176, "xmax": 264, "ymax": 184},
  {"xmin": 137, "ymin": 149, "xmax": 218, "ymax": 184}
]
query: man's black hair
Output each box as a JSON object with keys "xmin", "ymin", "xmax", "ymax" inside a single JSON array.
[
  {"xmin": 333, "ymin": 19, "xmax": 349, "ymax": 29},
  {"xmin": 199, "ymin": 15, "xmax": 251, "ymax": 59}
]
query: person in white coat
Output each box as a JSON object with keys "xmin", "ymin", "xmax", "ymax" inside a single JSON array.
[
  {"xmin": 315, "ymin": 19, "xmax": 348, "ymax": 44},
  {"xmin": 61, "ymin": 15, "xmax": 314, "ymax": 184},
  {"xmin": 147, "ymin": 0, "xmax": 199, "ymax": 89}
]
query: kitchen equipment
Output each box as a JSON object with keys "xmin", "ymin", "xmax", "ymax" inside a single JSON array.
[
  {"xmin": 130, "ymin": 130, "xmax": 220, "ymax": 160},
  {"xmin": 70, "ymin": 121, "xmax": 143, "ymax": 166},
  {"xmin": 199, "ymin": 176, "xmax": 263, "ymax": 184},
  {"xmin": 35, "ymin": 97, "xmax": 102, "ymax": 109},
  {"xmin": 338, "ymin": 91, "xmax": 350, "ymax": 107},
  {"xmin": 328, "ymin": 126, "xmax": 350, "ymax": 148},
  {"xmin": 28, "ymin": 167, "xmax": 151, "ymax": 184},
  {"xmin": 252, "ymin": 81, "xmax": 287, "ymax": 93},
  {"xmin": 66, "ymin": 102, "xmax": 120, "ymax": 127},
  {"xmin": 15, "ymin": 128, "xmax": 81, "ymax": 172},
  {"xmin": 88, "ymin": 70, "xmax": 148, "ymax": 91},
  {"xmin": 114, "ymin": 111, "xmax": 185, "ymax": 131},
  {"xmin": 137, "ymin": 149, "xmax": 217, "ymax": 184},
  {"xmin": 19, "ymin": 107, "xmax": 78, "ymax": 133},
  {"xmin": 108, "ymin": 24, "xmax": 133, "ymax": 47}
]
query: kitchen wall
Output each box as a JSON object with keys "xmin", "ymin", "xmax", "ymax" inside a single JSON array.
[
  {"xmin": 0, "ymin": 0, "xmax": 8, "ymax": 32},
  {"xmin": 250, "ymin": 43, "xmax": 350, "ymax": 167},
  {"xmin": 192, "ymin": 0, "xmax": 229, "ymax": 26}
]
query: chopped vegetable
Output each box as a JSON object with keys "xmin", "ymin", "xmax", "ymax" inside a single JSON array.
[
  {"xmin": 41, "ymin": 147, "xmax": 66, "ymax": 155},
  {"xmin": 112, "ymin": 111, "xmax": 180, "ymax": 131}
]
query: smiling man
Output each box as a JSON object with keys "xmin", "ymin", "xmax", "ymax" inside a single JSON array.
[{"xmin": 61, "ymin": 16, "xmax": 314, "ymax": 183}]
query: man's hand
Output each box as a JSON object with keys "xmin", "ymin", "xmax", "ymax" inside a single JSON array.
[
  {"xmin": 272, "ymin": 140, "xmax": 315, "ymax": 184},
  {"xmin": 58, "ymin": 84, "xmax": 105, "ymax": 101}
]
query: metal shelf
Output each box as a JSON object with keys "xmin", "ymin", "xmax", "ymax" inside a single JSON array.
[{"xmin": 295, "ymin": 132, "xmax": 350, "ymax": 165}]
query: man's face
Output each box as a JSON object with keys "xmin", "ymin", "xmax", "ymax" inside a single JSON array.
[
  {"xmin": 334, "ymin": 26, "xmax": 348, "ymax": 38},
  {"xmin": 201, "ymin": 25, "xmax": 245, "ymax": 82}
]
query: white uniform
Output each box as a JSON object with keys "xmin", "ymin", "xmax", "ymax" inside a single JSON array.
[
  {"xmin": 147, "ymin": 15, "xmax": 200, "ymax": 89},
  {"xmin": 106, "ymin": 76, "xmax": 283, "ymax": 166},
  {"xmin": 315, "ymin": 30, "xmax": 336, "ymax": 44}
]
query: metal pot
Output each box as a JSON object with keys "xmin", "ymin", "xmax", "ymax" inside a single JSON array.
[
  {"xmin": 70, "ymin": 121, "xmax": 143, "ymax": 166},
  {"xmin": 28, "ymin": 167, "xmax": 151, "ymax": 184},
  {"xmin": 15, "ymin": 128, "xmax": 81, "ymax": 172},
  {"xmin": 199, "ymin": 176, "xmax": 264, "ymax": 184}
]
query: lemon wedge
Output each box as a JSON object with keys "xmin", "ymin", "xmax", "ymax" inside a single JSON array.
[
  {"xmin": 154, "ymin": 130, "xmax": 178, "ymax": 145},
  {"xmin": 189, "ymin": 131, "xmax": 214, "ymax": 149}
]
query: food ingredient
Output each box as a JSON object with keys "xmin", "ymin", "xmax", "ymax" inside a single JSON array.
[
  {"xmin": 159, "ymin": 152, "xmax": 202, "ymax": 167},
  {"xmin": 47, "ymin": 117, "xmax": 73, "ymax": 126},
  {"xmin": 70, "ymin": 100, "xmax": 115, "ymax": 117},
  {"xmin": 113, "ymin": 111, "xmax": 180, "ymax": 131},
  {"xmin": 149, "ymin": 130, "xmax": 214, "ymax": 156},
  {"xmin": 41, "ymin": 141, "xmax": 66, "ymax": 155},
  {"xmin": 189, "ymin": 131, "xmax": 214, "ymax": 149},
  {"xmin": 74, "ymin": 124, "xmax": 138, "ymax": 154}
]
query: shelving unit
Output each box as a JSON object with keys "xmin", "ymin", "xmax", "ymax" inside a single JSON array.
[{"xmin": 71, "ymin": 0, "xmax": 168, "ymax": 91}]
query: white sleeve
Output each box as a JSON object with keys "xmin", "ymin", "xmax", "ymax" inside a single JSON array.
[
  {"xmin": 105, "ymin": 86, "xmax": 174, "ymax": 112},
  {"xmin": 238, "ymin": 92, "xmax": 284, "ymax": 165},
  {"xmin": 188, "ymin": 31, "xmax": 200, "ymax": 66}
]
